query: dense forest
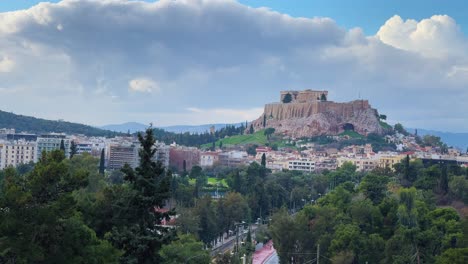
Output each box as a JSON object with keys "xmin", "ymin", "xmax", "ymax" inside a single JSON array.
[
  {"xmin": 0, "ymin": 110, "xmax": 117, "ymax": 136},
  {"xmin": 0, "ymin": 128, "xmax": 467, "ymax": 263}
]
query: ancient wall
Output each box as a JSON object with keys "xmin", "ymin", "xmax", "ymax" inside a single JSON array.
[
  {"xmin": 250, "ymin": 96, "xmax": 384, "ymax": 138},
  {"xmin": 280, "ymin": 90, "xmax": 328, "ymax": 103}
]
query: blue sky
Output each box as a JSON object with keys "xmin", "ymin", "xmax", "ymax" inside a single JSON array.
[
  {"xmin": 2, "ymin": 0, "xmax": 467, "ymax": 34},
  {"xmin": 0, "ymin": 0, "xmax": 468, "ymax": 132}
]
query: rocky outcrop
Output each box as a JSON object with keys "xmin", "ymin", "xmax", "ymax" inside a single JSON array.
[{"xmin": 250, "ymin": 91, "xmax": 385, "ymax": 138}]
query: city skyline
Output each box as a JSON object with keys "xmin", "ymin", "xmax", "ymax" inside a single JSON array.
[{"xmin": 0, "ymin": 0, "xmax": 467, "ymax": 132}]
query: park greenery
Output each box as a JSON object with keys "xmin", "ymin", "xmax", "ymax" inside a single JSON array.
[{"xmin": 0, "ymin": 128, "xmax": 467, "ymax": 263}]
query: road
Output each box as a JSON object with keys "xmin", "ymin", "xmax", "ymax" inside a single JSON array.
[
  {"xmin": 264, "ymin": 251, "xmax": 279, "ymax": 264},
  {"xmin": 211, "ymin": 225, "xmax": 258, "ymax": 256}
]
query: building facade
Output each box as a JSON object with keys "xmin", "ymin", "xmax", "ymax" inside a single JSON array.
[
  {"xmin": 36, "ymin": 134, "xmax": 70, "ymax": 160},
  {"xmin": 0, "ymin": 140, "xmax": 36, "ymax": 169}
]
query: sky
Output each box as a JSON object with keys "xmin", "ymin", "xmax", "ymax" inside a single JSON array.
[{"xmin": 0, "ymin": 0, "xmax": 467, "ymax": 132}]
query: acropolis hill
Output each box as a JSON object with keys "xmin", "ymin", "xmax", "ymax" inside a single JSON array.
[{"xmin": 250, "ymin": 90, "xmax": 386, "ymax": 138}]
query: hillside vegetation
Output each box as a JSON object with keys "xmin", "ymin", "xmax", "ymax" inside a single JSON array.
[{"xmin": 0, "ymin": 110, "xmax": 115, "ymax": 136}]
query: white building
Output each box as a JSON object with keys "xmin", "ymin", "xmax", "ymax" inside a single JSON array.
[
  {"xmin": 200, "ymin": 152, "xmax": 219, "ymax": 168},
  {"xmin": 288, "ymin": 159, "xmax": 315, "ymax": 172},
  {"xmin": 0, "ymin": 140, "xmax": 37, "ymax": 169},
  {"xmin": 36, "ymin": 134, "xmax": 70, "ymax": 160},
  {"xmin": 154, "ymin": 142, "xmax": 170, "ymax": 168}
]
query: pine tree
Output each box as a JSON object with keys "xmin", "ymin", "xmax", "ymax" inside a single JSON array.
[
  {"xmin": 69, "ymin": 140, "xmax": 77, "ymax": 159},
  {"xmin": 261, "ymin": 153, "xmax": 266, "ymax": 167},
  {"xmin": 249, "ymin": 124, "xmax": 254, "ymax": 134},
  {"xmin": 99, "ymin": 148, "xmax": 105, "ymax": 175},
  {"xmin": 111, "ymin": 127, "xmax": 175, "ymax": 263}
]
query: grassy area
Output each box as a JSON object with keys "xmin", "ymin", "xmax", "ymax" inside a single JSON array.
[
  {"xmin": 380, "ymin": 121, "xmax": 392, "ymax": 130},
  {"xmin": 202, "ymin": 130, "xmax": 268, "ymax": 148},
  {"xmin": 339, "ymin": 130, "xmax": 364, "ymax": 139},
  {"xmin": 189, "ymin": 177, "xmax": 228, "ymax": 187}
]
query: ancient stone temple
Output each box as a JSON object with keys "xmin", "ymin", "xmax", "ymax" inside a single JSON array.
[{"xmin": 249, "ymin": 90, "xmax": 386, "ymax": 138}]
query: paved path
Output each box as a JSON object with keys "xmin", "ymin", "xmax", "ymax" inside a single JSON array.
[
  {"xmin": 264, "ymin": 252, "xmax": 279, "ymax": 264},
  {"xmin": 252, "ymin": 240, "xmax": 275, "ymax": 264}
]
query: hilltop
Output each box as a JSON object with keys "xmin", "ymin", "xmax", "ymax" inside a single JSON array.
[
  {"xmin": 250, "ymin": 90, "xmax": 389, "ymax": 138},
  {"xmin": 0, "ymin": 110, "xmax": 116, "ymax": 137}
]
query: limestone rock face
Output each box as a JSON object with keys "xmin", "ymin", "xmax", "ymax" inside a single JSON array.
[{"xmin": 250, "ymin": 92, "xmax": 385, "ymax": 138}]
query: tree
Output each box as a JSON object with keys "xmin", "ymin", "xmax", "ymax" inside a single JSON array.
[
  {"xmin": 60, "ymin": 139, "xmax": 65, "ymax": 152},
  {"xmin": 70, "ymin": 140, "xmax": 77, "ymax": 159},
  {"xmin": 379, "ymin": 114, "xmax": 387, "ymax": 120},
  {"xmin": 359, "ymin": 173, "xmax": 389, "ymax": 204},
  {"xmin": 320, "ymin": 93, "xmax": 327, "ymax": 101},
  {"xmin": 108, "ymin": 127, "xmax": 175, "ymax": 263},
  {"xmin": 183, "ymin": 160, "xmax": 187, "ymax": 175},
  {"xmin": 261, "ymin": 153, "xmax": 266, "ymax": 167},
  {"xmin": 211, "ymin": 141, "xmax": 216, "ymax": 151},
  {"xmin": 394, "ymin": 123, "xmax": 408, "ymax": 135},
  {"xmin": 0, "ymin": 150, "xmax": 121, "ymax": 263},
  {"xmin": 99, "ymin": 148, "xmax": 105, "ymax": 175},
  {"xmin": 264, "ymin": 127, "xmax": 275, "ymax": 140},
  {"xmin": 249, "ymin": 124, "xmax": 254, "ymax": 134},
  {"xmin": 219, "ymin": 141, "xmax": 223, "ymax": 149},
  {"xmin": 159, "ymin": 234, "xmax": 210, "ymax": 264},
  {"xmin": 282, "ymin": 93, "xmax": 292, "ymax": 103},
  {"xmin": 263, "ymin": 114, "xmax": 267, "ymax": 128}
]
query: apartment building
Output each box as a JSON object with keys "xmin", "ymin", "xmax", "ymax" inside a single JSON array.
[{"xmin": 0, "ymin": 140, "xmax": 36, "ymax": 169}]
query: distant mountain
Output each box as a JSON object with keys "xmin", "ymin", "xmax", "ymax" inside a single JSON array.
[
  {"xmin": 0, "ymin": 110, "xmax": 116, "ymax": 137},
  {"xmin": 101, "ymin": 122, "xmax": 244, "ymax": 134},
  {"xmin": 409, "ymin": 128, "xmax": 468, "ymax": 151},
  {"xmin": 101, "ymin": 122, "xmax": 149, "ymax": 134}
]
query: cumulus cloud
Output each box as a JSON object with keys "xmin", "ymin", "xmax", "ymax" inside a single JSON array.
[
  {"xmin": 129, "ymin": 78, "xmax": 159, "ymax": 93},
  {"xmin": 0, "ymin": 0, "xmax": 467, "ymax": 131},
  {"xmin": 376, "ymin": 15, "xmax": 467, "ymax": 57}
]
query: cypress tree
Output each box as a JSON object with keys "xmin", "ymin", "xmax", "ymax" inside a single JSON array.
[
  {"xmin": 99, "ymin": 148, "xmax": 105, "ymax": 175},
  {"xmin": 69, "ymin": 140, "xmax": 77, "ymax": 159},
  {"xmin": 263, "ymin": 115, "xmax": 267, "ymax": 128},
  {"xmin": 60, "ymin": 139, "xmax": 65, "ymax": 152},
  {"xmin": 249, "ymin": 124, "xmax": 254, "ymax": 134},
  {"xmin": 261, "ymin": 153, "xmax": 266, "ymax": 167},
  {"xmin": 183, "ymin": 160, "xmax": 187, "ymax": 175}
]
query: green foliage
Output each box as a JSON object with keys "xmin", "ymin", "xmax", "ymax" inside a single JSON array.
[
  {"xmin": 261, "ymin": 153, "xmax": 266, "ymax": 167},
  {"xmin": 70, "ymin": 140, "xmax": 77, "ymax": 159},
  {"xmin": 0, "ymin": 110, "xmax": 116, "ymax": 136},
  {"xmin": 159, "ymin": 234, "xmax": 210, "ymax": 264},
  {"xmin": 359, "ymin": 173, "xmax": 389, "ymax": 204},
  {"xmin": 99, "ymin": 148, "xmax": 105, "ymax": 175},
  {"xmin": 282, "ymin": 93, "xmax": 292, "ymax": 103},
  {"xmin": 394, "ymin": 123, "xmax": 408, "ymax": 135},
  {"xmin": 263, "ymin": 127, "xmax": 275, "ymax": 139},
  {"xmin": 0, "ymin": 150, "xmax": 121, "ymax": 263},
  {"xmin": 320, "ymin": 93, "xmax": 327, "ymax": 101}
]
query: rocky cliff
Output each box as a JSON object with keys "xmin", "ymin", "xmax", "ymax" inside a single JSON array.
[{"xmin": 250, "ymin": 91, "xmax": 385, "ymax": 138}]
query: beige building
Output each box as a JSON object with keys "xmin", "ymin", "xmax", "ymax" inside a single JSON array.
[
  {"xmin": 378, "ymin": 154, "xmax": 405, "ymax": 170},
  {"xmin": 0, "ymin": 140, "xmax": 37, "ymax": 169},
  {"xmin": 337, "ymin": 157, "xmax": 378, "ymax": 172},
  {"xmin": 108, "ymin": 143, "xmax": 139, "ymax": 170}
]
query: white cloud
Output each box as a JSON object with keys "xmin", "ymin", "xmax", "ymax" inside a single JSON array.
[
  {"xmin": 0, "ymin": 56, "xmax": 14, "ymax": 72},
  {"xmin": 376, "ymin": 15, "xmax": 467, "ymax": 57},
  {"xmin": 129, "ymin": 78, "xmax": 159, "ymax": 93},
  {"xmin": 0, "ymin": 0, "xmax": 467, "ymax": 131}
]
